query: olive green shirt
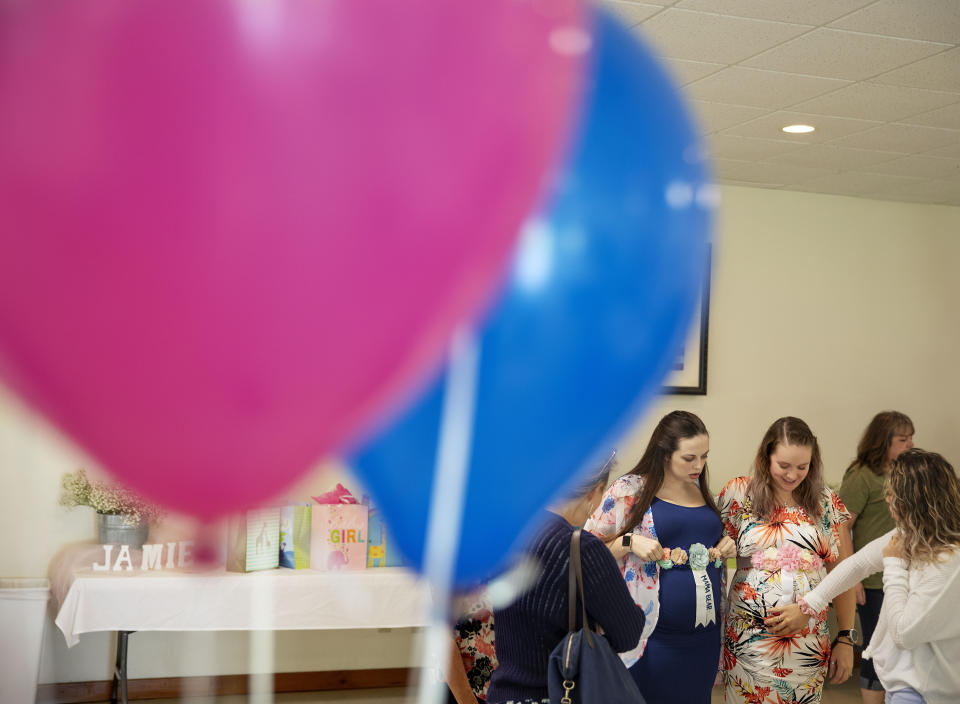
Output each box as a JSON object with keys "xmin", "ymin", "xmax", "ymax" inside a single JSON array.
[{"xmin": 838, "ymin": 463, "xmax": 895, "ymax": 589}]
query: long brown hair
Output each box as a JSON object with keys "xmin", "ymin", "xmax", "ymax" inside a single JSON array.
[
  {"xmin": 616, "ymin": 410, "xmax": 717, "ymax": 538},
  {"xmin": 848, "ymin": 411, "xmax": 914, "ymax": 476},
  {"xmin": 748, "ymin": 416, "xmax": 825, "ymax": 522},
  {"xmin": 887, "ymin": 449, "xmax": 960, "ymax": 565}
]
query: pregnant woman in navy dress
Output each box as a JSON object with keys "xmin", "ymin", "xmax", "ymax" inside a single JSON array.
[
  {"xmin": 639, "ymin": 498, "xmax": 724, "ymax": 702},
  {"xmin": 585, "ymin": 411, "xmax": 736, "ymax": 704}
]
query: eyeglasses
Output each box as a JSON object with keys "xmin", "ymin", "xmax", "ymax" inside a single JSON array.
[{"xmin": 600, "ymin": 449, "xmax": 617, "ymax": 473}]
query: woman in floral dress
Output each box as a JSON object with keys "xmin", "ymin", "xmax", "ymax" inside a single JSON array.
[
  {"xmin": 719, "ymin": 416, "xmax": 856, "ymax": 704},
  {"xmin": 448, "ymin": 590, "xmax": 496, "ymax": 703}
]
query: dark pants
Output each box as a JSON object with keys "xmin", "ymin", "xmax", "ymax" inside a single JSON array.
[
  {"xmin": 859, "ymin": 587, "xmax": 885, "ymax": 691},
  {"xmin": 447, "ymin": 688, "xmax": 485, "ymax": 704}
]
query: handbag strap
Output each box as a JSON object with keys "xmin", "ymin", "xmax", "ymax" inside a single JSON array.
[{"xmin": 568, "ymin": 529, "xmax": 594, "ymax": 647}]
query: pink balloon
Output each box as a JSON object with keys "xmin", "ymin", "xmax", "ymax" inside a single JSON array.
[{"xmin": 0, "ymin": 0, "xmax": 586, "ymax": 518}]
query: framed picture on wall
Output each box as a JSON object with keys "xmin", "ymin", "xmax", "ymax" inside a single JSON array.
[{"xmin": 662, "ymin": 246, "xmax": 711, "ymax": 395}]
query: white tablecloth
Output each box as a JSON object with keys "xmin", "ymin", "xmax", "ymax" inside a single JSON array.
[{"xmin": 49, "ymin": 544, "xmax": 432, "ymax": 647}]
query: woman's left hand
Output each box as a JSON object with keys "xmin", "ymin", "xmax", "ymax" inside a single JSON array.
[
  {"xmin": 828, "ymin": 640, "xmax": 854, "ymax": 684},
  {"xmin": 882, "ymin": 533, "xmax": 904, "ymax": 559},
  {"xmin": 764, "ymin": 604, "xmax": 808, "ymax": 635},
  {"xmin": 713, "ymin": 536, "xmax": 737, "ymax": 559}
]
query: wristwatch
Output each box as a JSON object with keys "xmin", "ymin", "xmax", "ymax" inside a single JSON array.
[
  {"xmin": 835, "ymin": 628, "xmax": 860, "ymax": 645},
  {"xmin": 621, "ymin": 534, "xmax": 633, "ymax": 548}
]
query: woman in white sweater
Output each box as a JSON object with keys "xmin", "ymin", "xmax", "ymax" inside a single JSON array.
[{"xmin": 766, "ymin": 449, "xmax": 960, "ymax": 704}]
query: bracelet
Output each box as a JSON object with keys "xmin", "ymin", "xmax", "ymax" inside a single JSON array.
[
  {"xmin": 833, "ymin": 639, "xmax": 854, "ymax": 647},
  {"xmin": 797, "ymin": 596, "xmax": 819, "ymax": 618}
]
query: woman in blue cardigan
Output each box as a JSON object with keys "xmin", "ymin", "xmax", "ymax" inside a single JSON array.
[{"xmin": 486, "ymin": 457, "xmax": 646, "ymax": 704}]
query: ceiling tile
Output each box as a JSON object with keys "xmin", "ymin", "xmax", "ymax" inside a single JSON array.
[
  {"xmin": 873, "ymin": 47, "xmax": 960, "ymax": 92},
  {"xmin": 828, "ymin": 0, "xmax": 960, "ymax": 44},
  {"xmin": 712, "ymin": 158, "xmax": 768, "ymax": 183},
  {"xmin": 859, "ymin": 154, "xmax": 960, "ymax": 180},
  {"xmin": 875, "ymin": 190, "xmax": 945, "ymax": 205},
  {"xmin": 742, "ymin": 28, "xmax": 949, "ymax": 81},
  {"xmin": 832, "ymin": 123, "xmax": 960, "ymax": 153},
  {"xmin": 789, "ymin": 83, "xmax": 960, "ymax": 123},
  {"xmin": 899, "ymin": 101, "xmax": 960, "ymax": 130},
  {"xmin": 864, "ymin": 174, "xmax": 960, "ymax": 202},
  {"xmin": 601, "ymin": 1, "xmax": 665, "ymax": 27},
  {"xmin": 723, "ymin": 178, "xmax": 787, "ymax": 189},
  {"xmin": 792, "ymin": 171, "xmax": 924, "ymax": 196},
  {"xmin": 722, "ymin": 111, "xmax": 881, "ymax": 143},
  {"xmin": 673, "ymin": 0, "xmax": 875, "ymax": 26},
  {"xmin": 594, "ymin": 1, "xmax": 960, "ymax": 206},
  {"xmin": 688, "ymin": 100, "xmax": 770, "ymax": 133},
  {"xmin": 686, "ymin": 67, "xmax": 850, "ymax": 109},
  {"xmin": 767, "ymin": 145, "xmax": 902, "ymax": 170},
  {"xmin": 713, "ymin": 158, "xmax": 834, "ymax": 184},
  {"xmin": 923, "ymin": 141, "xmax": 960, "ymax": 160},
  {"xmin": 906, "ymin": 180, "xmax": 960, "ymax": 203},
  {"xmin": 707, "ymin": 134, "xmax": 804, "ymax": 161},
  {"xmin": 662, "ymin": 58, "xmax": 726, "ymax": 85},
  {"xmin": 637, "ymin": 8, "xmax": 810, "ymax": 64}
]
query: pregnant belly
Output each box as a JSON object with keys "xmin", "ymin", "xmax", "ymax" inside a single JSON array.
[{"xmin": 656, "ymin": 565, "xmax": 722, "ymax": 633}]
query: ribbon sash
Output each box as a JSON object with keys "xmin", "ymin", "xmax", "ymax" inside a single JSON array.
[
  {"xmin": 780, "ymin": 570, "xmax": 795, "ymax": 605},
  {"xmin": 693, "ymin": 568, "xmax": 716, "ymax": 627}
]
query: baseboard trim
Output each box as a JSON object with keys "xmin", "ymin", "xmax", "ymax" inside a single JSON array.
[{"xmin": 37, "ymin": 668, "xmax": 413, "ymax": 703}]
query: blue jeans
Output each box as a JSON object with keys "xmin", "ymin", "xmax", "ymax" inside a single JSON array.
[{"xmin": 885, "ymin": 687, "xmax": 926, "ymax": 704}]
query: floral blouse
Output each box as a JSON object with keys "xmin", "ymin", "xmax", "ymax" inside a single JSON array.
[
  {"xmin": 718, "ymin": 476, "xmax": 849, "ymax": 572},
  {"xmin": 454, "ymin": 590, "xmax": 496, "ymax": 700},
  {"xmin": 584, "ymin": 474, "xmax": 661, "ymax": 663}
]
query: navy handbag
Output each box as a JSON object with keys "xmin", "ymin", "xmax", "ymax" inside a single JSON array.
[{"xmin": 547, "ymin": 529, "xmax": 647, "ymax": 704}]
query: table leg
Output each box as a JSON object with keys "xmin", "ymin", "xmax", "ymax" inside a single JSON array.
[{"xmin": 110, "ymin": 630, "xmax": 134, "ymax": 704}]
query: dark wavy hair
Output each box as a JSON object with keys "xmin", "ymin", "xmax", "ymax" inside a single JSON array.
[
  {"xmin": 848, "ymin": 411, "xmax": 914, "ymax": 476},
  {"xmin": 616, "ymin": 410, "xmax": 717, "ymax": 539},
  {"xmin": 748, "ymin": 416, "xmax": 825, "ymax": 522}
]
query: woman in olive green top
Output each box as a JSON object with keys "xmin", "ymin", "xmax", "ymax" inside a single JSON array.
[{"xmin": 838, "ymin": 411, "xmax": 914, "ymax": 704}]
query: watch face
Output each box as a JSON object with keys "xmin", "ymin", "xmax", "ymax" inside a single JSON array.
[{"xmin": 622, "ymin": 535, "xmax": 632, "ymax": 547}]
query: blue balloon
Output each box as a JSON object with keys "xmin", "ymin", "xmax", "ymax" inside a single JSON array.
[{"xmin": 349, "ymin": 10, "xmax": 714, "ymax": 585}]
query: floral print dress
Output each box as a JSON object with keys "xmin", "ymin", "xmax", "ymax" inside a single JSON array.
[
  {"xmin": 718, "ymin": 477, "xmax": 850, "ymax": 704},
  {"xmin": 453, "ymin": 591, "xmax": 496, "ymax": 701}
]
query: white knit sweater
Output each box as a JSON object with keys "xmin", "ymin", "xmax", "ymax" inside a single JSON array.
[{"xmin": 803, "ymin": 530, "xmax": 960, "ymax": 704}]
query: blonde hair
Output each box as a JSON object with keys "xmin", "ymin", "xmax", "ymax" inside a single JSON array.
[
  {"xmin": 887, "ymin": 449, "xmax": 960, "ymax": 565},
  {"xmin": 748, "ymin": 417, "xmax": 825, "ymax": 522}
]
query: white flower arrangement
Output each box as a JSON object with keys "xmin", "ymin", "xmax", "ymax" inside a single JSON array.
[{"xmin": 59, "ymin": 469, "xmax": 165, "ymax": 525}]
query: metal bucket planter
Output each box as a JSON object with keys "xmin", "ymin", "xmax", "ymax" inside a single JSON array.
[{"xmin": 97, "ymin": 513, "xmax": 149, "ymax": 550}]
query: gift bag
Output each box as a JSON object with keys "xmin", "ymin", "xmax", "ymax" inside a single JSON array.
[
  {"xmin": 226, "ymin": 507, "xmax": 280, "ymax": 572},
  {"xmin": 311, "ymin": 485, "xmax": 367, "ymax": 571},
  {"xmin": 279, "ymin": 503, "xmax": 312, "ymax": 569},
  {"xmin": 367, "ymin": 506, "xmax": 402, "ymax": 568}
]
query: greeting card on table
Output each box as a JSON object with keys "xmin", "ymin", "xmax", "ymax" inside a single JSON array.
[
  {"xmin": 226, "ymin": 507, "xmax": 280, "ymax": 572},
  {"xmin": 279, "ymin": 503, "xmax": 312, "ymax": 569},
  {"xmin": 367, "ymin": 506, "xmax": 402, "ymax": 568}
]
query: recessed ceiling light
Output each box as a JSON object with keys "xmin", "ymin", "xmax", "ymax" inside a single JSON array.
[{"xmin": 782, "ymin": 124, "xmax": 815, "ymax": 134}]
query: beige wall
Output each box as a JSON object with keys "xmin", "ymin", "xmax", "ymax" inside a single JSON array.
[
  {"xmin": 616, "ymin": 186, "xmax": 960, "ymax": 489},
  {"xmin": 1, "ymin": 185, "xmax": 959, "ymax": 684}
]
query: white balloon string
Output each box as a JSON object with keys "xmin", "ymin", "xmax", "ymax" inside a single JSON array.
[
  {"xmin": 413, "ymin": 325, "xmax": 480, "ymax": 704},
  {"xmin": 249, "ymin": 573, "xmax": 275, "ymax": 704}
]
